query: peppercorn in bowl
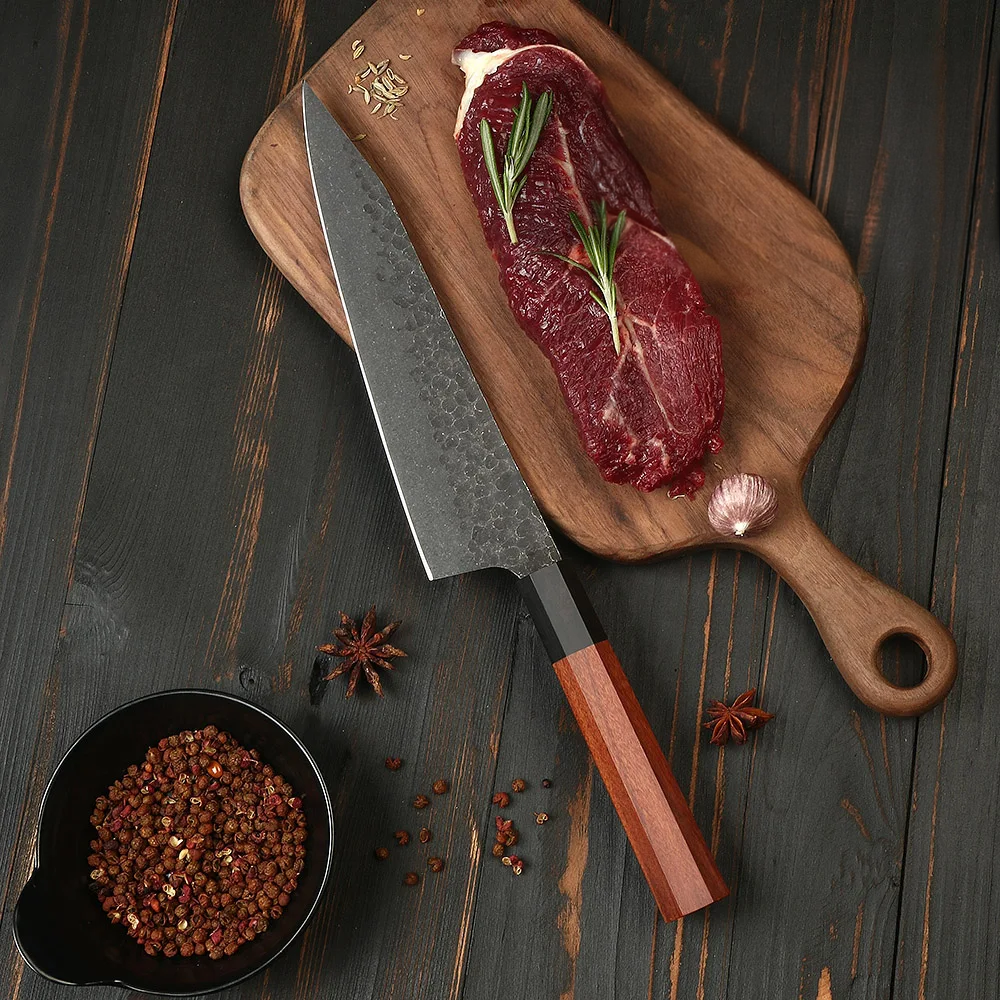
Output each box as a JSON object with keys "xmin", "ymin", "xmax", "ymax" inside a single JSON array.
[{"xmin": 14, "ymin": 690, "xmax": 334, "ymax": 996}]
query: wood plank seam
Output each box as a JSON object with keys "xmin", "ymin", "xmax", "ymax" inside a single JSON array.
[
  {"xmin": 0, "ymin": 0, "xmax": 90, "ymax": 560},
  {"xmin": 1, "ymin": 0, "xmax": 178, "ymax": 929},
  {"xmin": 445, "ymin": 607, "xmax": 522, "ymax": 999},
  {"xmin": 892, "ymin": 8, "xmax": 998, "ymax": 997}
]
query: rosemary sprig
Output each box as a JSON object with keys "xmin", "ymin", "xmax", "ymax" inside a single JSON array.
[
  {"xmin": 480, "ymin": 83, "xmax": 553, "ymax": 245},
  {"xmin": 549, "ymin": 201, "xmax": 628, "ymax": 354}
]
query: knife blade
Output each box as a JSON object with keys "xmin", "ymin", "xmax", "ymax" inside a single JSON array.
[
  {"xmin": 301, "ymin": 83, "xmax": 556, "ymax": 582},
  {"xmin": 302, "ymin": 82, "xmax": 727, "ymax": 921}
]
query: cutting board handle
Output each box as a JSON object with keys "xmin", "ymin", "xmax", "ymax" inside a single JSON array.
[{"xmin": 746, "ymin": 494, "xmax": 956, "ymax": 716}]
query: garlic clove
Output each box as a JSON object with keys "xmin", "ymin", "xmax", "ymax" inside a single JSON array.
[{"xmin": 707, "ymin": 474, "xmax": 778, "ymax": 537}]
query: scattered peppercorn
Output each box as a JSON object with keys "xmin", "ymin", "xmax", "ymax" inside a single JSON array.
[
  {"xmin": 494, "ymin": 816, "xmax": 519, "ymax": 848},
  {"xmin": 394, "ymin": 830, "xmax": 410, "ymax": 846},
  {"xmin": 491, "ymin": 792, "xmax": 510, "ymax": 808},
  {"xmin": 534, "ymin": 812, "xmax": 549, "ymax": 825},
  {"xmin": 419, "ymin": 827, "xmax": 432, "ymax": 844},
  {"xmin": 432, "ymin": 779, "xmax": 449, "ymax": 795},
  {"xmin": 413, "ymin": 794, "xmax": 430, "ymax": 809},
  {"xmin": 502, "ymin": 854, "xmax": 524, "ymax": 876},
  {"xmin": 511, "ymin": 778, "xmax": 526, "ymax": 793},
  {"xmin": 403, "ymin": 872, "xmax": 419, "ymax": 886},
  {"xmin": 88, "ymin": 727, "xmax": 306, "ymax": 960},
  {"xmin": 374, "ymin": 847, "xmax": 390, "ymax": 861},
  {"xmin": 427, "ymin": 857, "xmax": 444, "ymax": 873},
  {"xmin": 542, "ymin": 778, "xmax": 552, "ymax": 788},
  {"xmin": 491, "ymin": 842, "xmax": 505, "ymax": 858},
  {"xmin": 385, "ymin": 757, "xmax": 403, "ymax": 771}
]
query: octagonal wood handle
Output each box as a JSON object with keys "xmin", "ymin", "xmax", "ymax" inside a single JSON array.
[
  {"xmin": 519, "ymin": 562, "xmax": 728, "ymax": 922},
  {"xmin": 746, "ymin": 495, "xmax": 957, "ymax": 716}
]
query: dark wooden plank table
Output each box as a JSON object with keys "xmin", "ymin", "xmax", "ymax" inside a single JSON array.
[{"xmin": 0, "ymin": 1, "xmax": 994, "ymax": 997}]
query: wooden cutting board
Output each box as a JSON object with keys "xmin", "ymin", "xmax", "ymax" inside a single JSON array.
[{"xmin": 240, "ymin": 0, "xmax": 956, "ymax": 715}]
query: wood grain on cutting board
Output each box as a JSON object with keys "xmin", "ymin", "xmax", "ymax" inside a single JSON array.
[
  {"xmin": 240, "ymin": 0, "xmax": 864, "ymax": 559},
  {"xmin": 240, "ymin": 0, "xmax": 956, "ymax": 715}
]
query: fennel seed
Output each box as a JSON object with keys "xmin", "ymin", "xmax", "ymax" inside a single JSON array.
[{"xmin": 346, "ymin": 52, "xmax": 409, "ymax": 121}]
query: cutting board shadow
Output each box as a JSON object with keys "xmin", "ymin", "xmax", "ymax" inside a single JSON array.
[{"xmin": 240, "ymin": 0, "xmax": 956, "ymax": 715}]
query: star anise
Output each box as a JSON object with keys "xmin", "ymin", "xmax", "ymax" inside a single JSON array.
[
  {"xmin": 703, "ymin": 688, "xmax": 774, "ymax": 745},
  {"xmin": 317, "ymin": 606, "xmax": 405, "ymax": 697}
]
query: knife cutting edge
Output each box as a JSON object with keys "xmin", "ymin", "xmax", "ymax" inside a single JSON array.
[{"xmin": 301, "ymin": 82, "xmax": 727, "ymax": 921}]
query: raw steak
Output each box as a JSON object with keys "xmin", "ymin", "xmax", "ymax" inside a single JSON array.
[{"xmin": 453, "ymin": 22, "xmax": 724, "ymax": 494}]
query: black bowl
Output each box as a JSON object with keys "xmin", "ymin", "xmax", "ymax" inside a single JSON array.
[{"xmin": 14, "ymin": 689, "xmax": 334, "ymax": 996}]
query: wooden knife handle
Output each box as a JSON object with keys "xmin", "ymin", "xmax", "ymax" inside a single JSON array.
[
  {"xmin": 746, "ymin": 494, "xmax": 957, "ymax": 716},
  {"xmin": 519, "ymin": 562, "xmax": 728, "ymax": 922}
]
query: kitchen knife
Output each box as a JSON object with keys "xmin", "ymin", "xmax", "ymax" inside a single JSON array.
[{"xmin": 302, "ymin": 82, "xmax": 727, "ymax": 921}]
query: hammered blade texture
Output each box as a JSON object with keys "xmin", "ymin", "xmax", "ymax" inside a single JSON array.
[{"xmin": 302, "ymin": 84, "xmax": 558, "ymax": 580}]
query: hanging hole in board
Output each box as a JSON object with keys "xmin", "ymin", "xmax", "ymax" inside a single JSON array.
[{"xmin": 878, "ymin": 632, "xmax": 928, "ymax": 689}]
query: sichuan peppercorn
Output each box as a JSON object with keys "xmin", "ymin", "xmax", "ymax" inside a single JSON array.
[
  {"xmin": 502, "ymin": 855, "xmax": 524, "ymax": 875},
  {"xmin": 88, "ymin": 727, "xmax": 306, "ymax": 960}
]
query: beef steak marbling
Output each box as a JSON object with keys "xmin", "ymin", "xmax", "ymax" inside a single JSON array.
[{"xmin": 453, "ymin": 22, "xmax": 724, "ymax": 494}]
